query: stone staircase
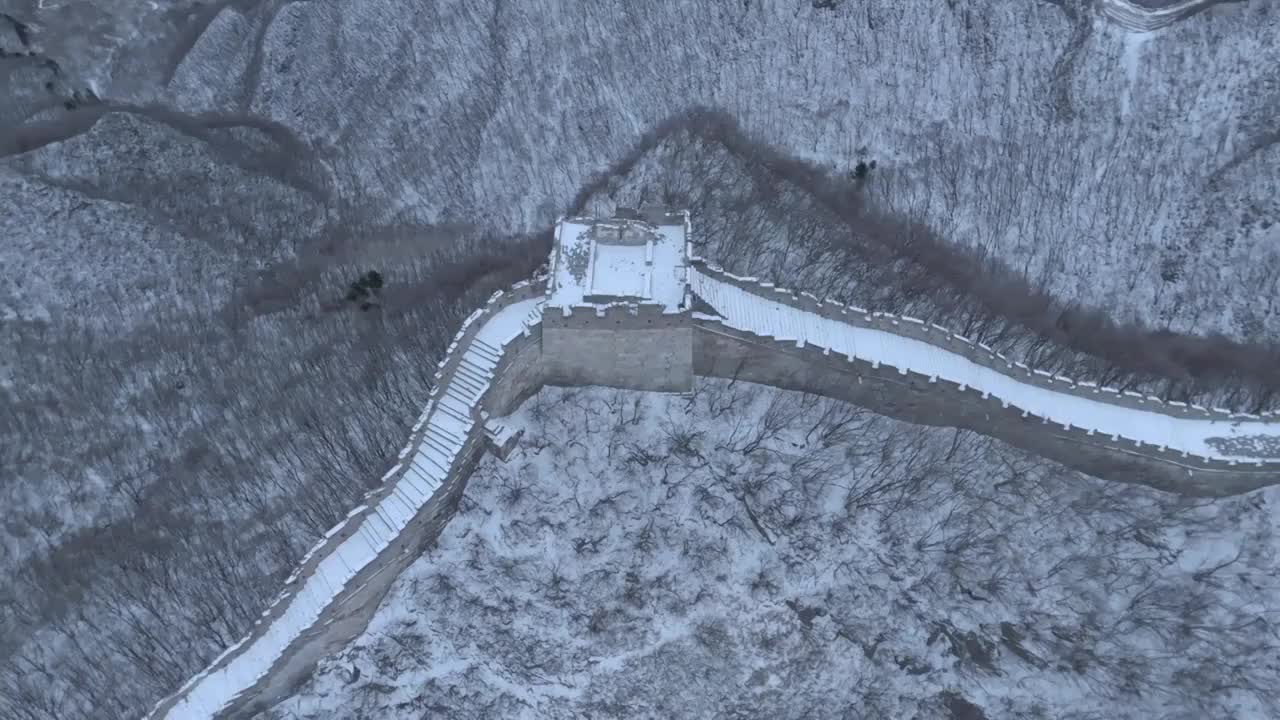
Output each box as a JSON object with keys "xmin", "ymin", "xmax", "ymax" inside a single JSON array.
[{"xmin": 151, "ymin": 292, "xmax": 543, "ymax": 720}]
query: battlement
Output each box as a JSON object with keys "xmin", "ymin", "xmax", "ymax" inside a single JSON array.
[
  {"xmin": 692, "ymin": 316, "xmax": 1275, "ymax": 493},
  {"xmin": 689, "ymin": 259, "xmax": 1280, "ymax": 484},
  {"xmin": 545, "ymin": 301, "xmax": 690, "ymax": 328},
  {"xmin": 691, "ymin": 259, "xmax": 1278, "ymax": 424}
]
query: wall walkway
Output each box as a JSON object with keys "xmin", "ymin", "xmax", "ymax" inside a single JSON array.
[
  {"xmin": 1097, "ymin": 0, "xmax": 1238, "ymax": 31},
  {"xmin": 689, "ymin": 261, "xmax": 1280, "ymax": 496}
]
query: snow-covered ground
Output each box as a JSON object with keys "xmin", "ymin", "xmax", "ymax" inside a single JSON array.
[
  {"xmin": 160, "ymin": 249, "xmax": 1278, "ymax": 717},
  {"xmin": 274, "ymin": 383, "xmax": 1280, "ymax": 720}
]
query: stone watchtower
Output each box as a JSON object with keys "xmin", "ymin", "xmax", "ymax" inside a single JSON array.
[{"xmin": 542, "ymin": 208, "xmax": 694, "ymax": 392}]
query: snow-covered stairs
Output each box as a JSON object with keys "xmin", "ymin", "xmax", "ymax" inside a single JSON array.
[
  {"xmin": 400, "ymin": 341, "xmax": 502, "ymax": 502},
  {"xmin": 155, "ymin": 296, "xmax": 544, "ymax": 720}
]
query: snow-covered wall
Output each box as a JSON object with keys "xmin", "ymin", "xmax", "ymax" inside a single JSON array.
[
  {"xmin": 689, "ymin": 261, "xmax": 1280, "ymax": 496},
  {"xmin": 1097, "ymin": 0, "xmax": 1234, "ymax": 32},
  {"xmin": 693, "ymin": 263, "xmax": 1278, "ymax": 424},
  {"xmin": 149, "ymin": 279, "xmax": 548, "ymax": 720}
]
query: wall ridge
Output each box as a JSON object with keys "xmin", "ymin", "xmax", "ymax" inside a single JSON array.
[
  {"xmin": 1097, "ymin": 0, "xmax": 1235, "ymax": 32},
  {"xmin": 691, "ymin": 318, "xmax": 1277, "ymax": 490},
  {"xmin": 689, "ymin": 258, "xmax": 1279, "ymax": 423}
]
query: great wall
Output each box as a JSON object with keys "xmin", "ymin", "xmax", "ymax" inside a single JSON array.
[
  {"xmin": 1098, "ymin": 0, "xmax": 1242, "ymax": 32},
  {"xmin": 150, "ymin": 209, "xmax": 1280, "ymax": 719}
]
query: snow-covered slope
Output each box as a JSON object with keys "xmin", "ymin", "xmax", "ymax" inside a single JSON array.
[
  {"xmin": 273, "ymin": 383, "xmax": 1280, "ymax": 720},
  {"xmin": 6, "ymin": 1, "xmax": 1278, "ymax": 339},
  {"xmin": 167, "ymin": 0, "xmax": 1278, "ymax": 338},
  {"xmin": 4, "ymin": 2, "xmax": 1280, "ymax": 719}
]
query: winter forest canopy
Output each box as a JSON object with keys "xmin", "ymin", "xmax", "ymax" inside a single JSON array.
[{"xmin": 2, "ymin": 1, "xmax": 1280, "ymax": 719}]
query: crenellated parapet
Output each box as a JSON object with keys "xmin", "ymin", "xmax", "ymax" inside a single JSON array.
[
  {"xmin": 545, "ymin": 300, "xmax": 691, "ymax": 329},
  {"xmin": 420, "ymin": 276, "xmax": 547, "ymax": 427},
  {"xmin": 691, "ymin": 259, "xmax": 1278, "ymax": 423},
  {"xmin": 1096, "ymin": 0, "xmax": 1234, "ymax": 32},
  {"xmin": 691, "ymin": 314, "xmax": 1277, "ymax": 496},
  {"xmin": 688, "ymin": 258, "xmax": 1280, "ymax": 495}
]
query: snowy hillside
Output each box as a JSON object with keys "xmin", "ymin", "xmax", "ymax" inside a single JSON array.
[
  {"xmin": 275, "ymin": 383, "xmax": 1280, "ymax": 720},
  {"xmin": 153, "ymin": 0, "xmax": 1280, "ymax": 338},
  {"xmin": 3, "ymin": 1, "xmax": 1278, "ymax": 337},
  {"xmin": 3, "ymin": 1, "xmax": 1280, "ymax": 719}
]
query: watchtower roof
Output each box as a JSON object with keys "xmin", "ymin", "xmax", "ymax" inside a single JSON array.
[{"xmin": 548, "ymin": 211, "xmax": 689, "ymax": 311}]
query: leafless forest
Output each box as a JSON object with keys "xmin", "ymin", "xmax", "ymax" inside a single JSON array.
[
  {"xmin": 2, "ymin": 1, "xmax": 1279, "ymax": 718},
  {"xmin": 277, "ymin": 384, "xmax": 1280, "ymax": 719},
  {"xmin": 7, "ymin": 107, "xmax": 1279, "ymax": 719}
]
